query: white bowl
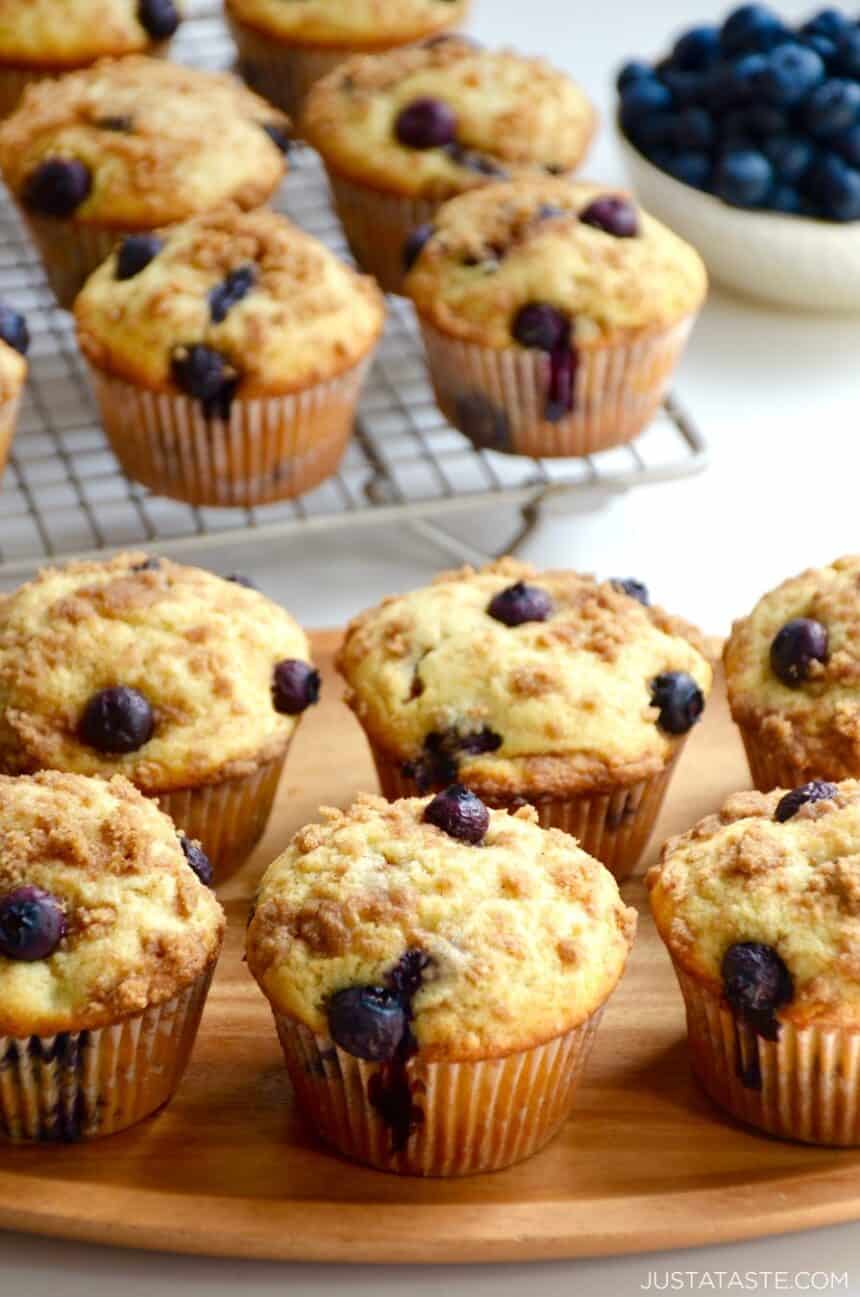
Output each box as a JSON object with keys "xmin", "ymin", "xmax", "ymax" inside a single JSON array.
[{"xmin": 618, "ymin": 133, "xmax": 860, "ymax": 312}]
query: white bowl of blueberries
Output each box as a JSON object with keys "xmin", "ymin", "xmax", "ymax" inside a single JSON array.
[{"xmin": 617, "ymin": 4, "xmax": 860, "ymax": 310}]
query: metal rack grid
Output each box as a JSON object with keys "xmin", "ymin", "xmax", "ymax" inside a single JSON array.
[{"xmin": 0, "ymin": 3, "xmax": 708, "ymax": 578}]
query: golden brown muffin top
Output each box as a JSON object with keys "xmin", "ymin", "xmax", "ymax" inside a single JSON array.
[
  {"xmin": 75, "ymin": 206, "xmax": 385, "ymax": 394},
  {"xmin": 0, "ymin": 771, "xmax": 224, "ymax": 1036},
  {"xmin": 0, "ymin": 57, "xmax": 289, "ymax": 227},
  {"xmin": 247, "ymin": 793, "xmax": 636, "ymax": 1059},
  {"xmin": 303, "ymin": 39, "xmax": 594, "ymax": 199},
  {"xmin": 0, "ymin": 0, "xmax": 182, "ymax": 68},
  {"xmin": 226, "ymin": 0, "xmax": 468, "ymax": 49}
]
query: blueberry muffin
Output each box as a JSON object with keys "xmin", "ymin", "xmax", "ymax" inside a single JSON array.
[
  {"xmin": 0, "ymin": 770, "xmax": 224, "ymax": 1141},
  {"xmin": 0, "ymin": 56, "xmax": 290, "ymax": 307},
  {"xmin": 648, "ymin": 778, "xmax": 860, "ymax": 1145},
  {"xmin": 404, "ymin": 177, "xmax": 707, "ymax": 458},
  {"xmin": 337, "ymin": 559, "xmax": 713, "ymax": 880},
  {"xmin": 303, "ymin": 39, "xmax": 595, "ymax": 293},
  {"xmin": 0, "ymin": 0, "xmax": 182, "ymax": 120},
  {"xmin": 0, "ymin": 301, "xmax": 28, "ymax": 485},
  {"xmin": 724, "ymin": 556, "xmax": 860, "ymax": 793},
  {"xmin": 247, "ymin": 790, "xmax": 636, "ymax": 1175},
  {"xmin": 74, "ymin": 205, "xmax": 384, "ymax": 506},
  {"xmin": 0, "ymin": 552, "xmax": 319, "ymax": 878},
  {"xmin": 226, "ymin": 0, "xmax": 470, "ymax": 121}
]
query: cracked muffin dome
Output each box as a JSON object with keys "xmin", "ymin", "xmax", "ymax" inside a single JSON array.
[
  {"xmin": 226, "ymin": 0, "xmax": 469, "ymax": 49},
  {"xmin": 0, "ymin": 57, "xmax": 289, "ymax": 228},
  {"xmin": 0, "ymin": 771, "xmax": 224, "ymax": 1037},
  {"xmin": 0, "ymin": 552, "xmax": 313, "ymax": 793},
  {"xmin": 337, "ymin": 559, "xmax": 713, "ymax": 798},
  {"xmin": 647, "ymin": 781, "xmax": 860, "ymax": 1029},
  {"xmin": 303, "ymin": 40, "xmax": 595, "ymax": 200},
  {"xmin": 247, "ymin": 793, "xmax": 637, "ymax": 1059},
  {"xmin": 74, "ymin": 205, "xmax": 385, "ymax": 394},
  {"xmin": 0, "ymin": 1, "xmax": 183, "ymax": 68},
  {"xmin": 725, "ymin": 556, "xmax": 860, "ymax": 786},
  {"xmin": 405, "ymin": 178, "xmax": 707, "ymax": 347}
]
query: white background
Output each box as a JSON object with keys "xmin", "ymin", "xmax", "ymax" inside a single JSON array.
[{"xmin": 5, "ymin": 0, "xmax": 860, "ymax": 1292}]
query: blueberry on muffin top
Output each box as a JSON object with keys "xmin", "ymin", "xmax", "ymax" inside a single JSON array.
[
  {"xmin": 303, "ymin": 39, "xmax": 594, "ymax": 199},
  {"xmin": 0, "ymin": 0, "xmax": 182, "ymax": 68},
  {"xmin": 226, "ymin": 0, "xmax": 469, "ymax": 48}
]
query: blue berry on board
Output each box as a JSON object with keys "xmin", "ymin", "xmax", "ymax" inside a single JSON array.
[
  {"xmin": 22, "ymin": 159, "xmax": 91, "ymax": 217},
  {"xmin": 714, "ymin": 147, "xmax": 774, "ymax": 205},
  {"xmin": 650, "ymin": 672, "xmax": 705, "ymax": 734},
  {"xmin": 78, "ymin": 686, "xmax": 155, "ymax": 754},
  {"xmin": 423, "ymin": 784, "xmax": 489, "ymax": 844},
  {"xmin": 0, "ymin": 887, "xmax": 66, "ymax": 962},
  {"xmin": 770, "ymin": 617, "xmax": 828, "ymax": 685},
  {"xmin": 774, "ymin": 780, "xmax": 838, "ymax": 823},
  {"xmin": 487, "ymin": 581, "xmax": 554, "ymax": 626},
  {"xmin": 116, "ymin": 233, "xmax": 163, "ymax": 281},
  {"xmin": 0, "ymin": 302, "xmax": 29, "ymax": 356},
  {"xmin": 271, "ymin": 659, "xmax": 321, "ymax": 715},
  {"xmin": 395, "ymin": 98, "xmax": 457, "ymax": 149}
]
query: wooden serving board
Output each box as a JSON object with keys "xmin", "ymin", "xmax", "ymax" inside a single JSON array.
[{"xmin": 2, "ymin": 630, "xmax": 860, "ymax": 1264}]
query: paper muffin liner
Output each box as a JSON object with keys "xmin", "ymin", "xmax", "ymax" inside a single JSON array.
[
  {"xmin": 274, "ymin": 1006, "xmax": 603, "ymax": 1176},
  {"xmin": 17, "ymin": 215, "xmax": 131, "ymax": 310},
  {"xmin": 0, "ymin": 962, "xmax": 216, "ymax": 1143},
  {"xmin": 0, "ymin": 388, "xmax": 22, "ymax": 485},
  {"xmin": 415, "ymin": 313, "xmax": 697, "ymax": 459},
  {"xmin": 736, "ymin": 723, "xmax": 824, "ymax": 794},
  {"xmin": 672, "ymin": 966, "xmax": 860, "ymax": 1146},
  {"xmin": 83, "ymin": 355, "xmax": 373, "ymax": 508},
  {"xmin": 155, "ymin": 743, "xmax": 290, "ymax": 882},
  {"xmin": 322, "ymin": 166, "xmax": 441, "ymax": 295},
  {"xmin": 227, "ymin": 16, "xmax": 349, "ymax": 121},
  {"xmin": 368, "ymin": 739, "xmax": 684, "ymax": 882}
]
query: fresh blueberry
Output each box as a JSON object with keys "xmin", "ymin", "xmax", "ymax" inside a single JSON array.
[
  {"xmin": 261, "ymin": 122, "xmax": 292, "ymax": 154},
  {"xmin": 179, "ymin": 833, "xmax": 213, "ymax": 887},
  {"xmin": 116, "ymin": 233, "xmax": 162, "ymax": 281},
  {"xmin": 209, "ymin": 265, "xmax": 256, "ymax": 325},
  {"xmin": 22, "ymin": 158, "xmax": 91, "ymax": 218},
  {"xmin": 616, "ymin": 61, "xmax": 654, "ymax": 94},
  {"xmin": 444, "ymin": 142, "xmax": 507, "ymax": 176},
  {"xmin": 78, "ymin": 686, "xmax": 155, "ymax": 753},
  {"xmin": 804, "ymin": 79, "xmax": 860, "ymax": 137},
  {"xmin": 801, "ymin": 9, "xmax": 851, "ymax": 42},
  {"xmin": 674, "ymin": 106, "xmax": 715, "ymax": 152},
  {"xmin": 650, "ymin": 672, "xmax": 705, "ymax": 734},
  {"xmin": 580, "ymin": 194, "xmax": 639, "ymax": 237},
  {"xmin": 395, "ymin": 98, "xmax": 457, "ymax": 149},
  {"xmin": 722, "ymin": 942, "xmax": 793, "ymax": 1041},
  {"xmin": 137, "ymin": 0, "xmax": 180, "ymax": 39},
  {"xmin": 719, "ymin": 5, "xmax": 787, "ymax": 56},
  {"xmin": 0, "ymin": 887, "xmax": 66, "ymax": 962},
  {"xmin": 714, "ymin": 148, "xmax": 773, "ymax": 206},
  {"xmin": 225, "ymin": 573, "xmax": 257, "ymax": 589},
  {"xmin": 171, "ymin": 345, "xmax": 238, "ymax": 420},
  {"xmin": 833, "ymin": 27, "xmax": 860, "ymax": 79},
  {"xmin": 769, "ymin": 183, "xmax": 804, "ymax": 212},
  {"xmin": 619, "ymin": 76, "xmax": 674, "ymax": 119},
  {"xmin": 763, "ymin": 133, "xmax": 815, "ymax": 183},
  {"xmin": 803, "ymin": 32, "xmax": 838, "ymax": 64},
  {"xmin": 327, "ymin": 986, "xmax": 406, "ymax": 1061},
  {"xmin": 402, "ymin": 223, "xmax": 435, "ymax": 271},
  {"xmin": 703, "ymin": 62, "xmax": 751, "ymax": 112},
  {"xmin": 386, "ymin": 948, "xmax": 432, "ymax": 1003},
  {"xmin": 454, "ymin": 393, "xmax": 510, "ymax": 449},
  {"xmin": 611, "ymin": 578, "xmax": 650, "ymax": 606},
  {"xmin": 665, "ymin": 151, "xmax": 712, "ymax": 188},
  {"xmin": 272, "ymin": 659, "xmax": 321, "ymax": 715},
  {"xmin": 511, "ymin": 302, "xmax": 569, "ymax": 352},
  {"xmin": 404, "ymin": 728, "xmax": 502, "ymax": 791},
  {"xmin": 807, "ymin": 152, "xmax": 860, "ymax": 217},
  {"xmin": 487, "ymin": 580, "xmax": 553, "ymax": 626},
  {"xmin": 672, "ymin": 25, "xmax": 721, "ymax": 71},
  {"xmin": 756, "ymin": 43, "xmax": 824, "ymax": 106},
  {"xmin": 774, "ymin": 780, "xmax": 838, "ymax": 823},
  {"xmin": 545, "ymin": 345, "xmax": 577, "ymax": 422},
  {"xmin": 834, "ymin": 122, "xmax": 860, "ymax": 167},
  {"xmin": 0, "ymin": 302, "xmax": 29, "ymax": 356},
  {"xmin": 770, "ymin": 617, "xmax": 828, "ymax": 685},
  {"xmin": 423, "ymin": 784, "xmax": 489, "ymax": 845}
]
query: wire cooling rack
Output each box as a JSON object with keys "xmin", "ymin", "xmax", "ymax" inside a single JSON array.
[{"xmin": 0, "ymin": 2, "xmax": 709, "ymax": 578}]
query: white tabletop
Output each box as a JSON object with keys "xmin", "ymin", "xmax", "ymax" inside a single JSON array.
[{"xmin": 5, "ymin": 0, "xmax": 860, "ymax": 1291}]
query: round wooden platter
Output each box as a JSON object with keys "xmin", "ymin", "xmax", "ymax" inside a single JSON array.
[{"xmin": 2, "ymin": 629, "xmax": 860, "ymax": 1264}]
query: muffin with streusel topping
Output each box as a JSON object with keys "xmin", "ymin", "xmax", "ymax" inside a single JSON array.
[
  {"xmin": 0, "ymin": 770, "xmax": 224, "ymax": 1141},
  {"xmin": 227, "ymin": 0, "xmax": 469, "ymax": 122},
  {"xmin": 648, "ymin": 778, "xmax": 860, "ymax": 1145},
  {"xmin": 303, "ymin": 39, "xmax": 595, "ymax": 293},
  {"xmin": 0, "ymin": 56, "xmax": 290, "ymax": 307},
  {"xmin": 337, "ymin": 559, "xmax": 713, "ymax": 879},
  {"xmin": 0, "ymin": 0, "xmax": 183, "ymax": 120},
  {"xmin": 0, "ymin": 552, "xmax": 319, "ymax": 877},
  {"xmin": 724, "ymin": 556, "xmax": 860, "ymax": 794},
  {"xmin": 0, "ymin": 301, "xmax": 28, "ymax": 485},
  {"xmin": 404, "ymin": 177, "xmax": 707, "ymax": 458},
  {"xmin": 74, "ymin": 205, "xmax": 384, "ymax": 506},
  {"xmin": 247, "ymin": 790, "xmax": 636, "ymax": 1175}
]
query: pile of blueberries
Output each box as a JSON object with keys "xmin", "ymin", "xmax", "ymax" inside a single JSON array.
[{"xmin": 618, "ymin": 5, "xmax": 860, "ymax": 220}]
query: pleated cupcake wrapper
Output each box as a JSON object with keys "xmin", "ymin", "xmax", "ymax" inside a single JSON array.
[
  {"xmin": 417, "ymin": 314, "xmax": 697, "ymax": 459},
  {"xmin": 84, "ymin": 356, "xmax": 373, "ymax": 508},
  {"xmin": 0, "ymin": 963, "xmax": 215, "ymax": 1143},
  {"xmin": 155, "ymin": 743, "xmax": 290, "ymax": 882},
  {"xmin": 369, "ymin": 739, "xmax": 685, "ymax": 882},
  {"xmin": 323, "ymin": 167, "xmax": 440, "ymax": 295},
  {"xmin": 274, "ymin": 1007, "xmax": 603, "ymax": 1176},
  {"xmin": 227, "ymin": 16, "xmax": 350, "ymax": 120},
  {"xmin": 736, "ymin": 723, "xmax": 822, "ymax": 795},
  {"xmin": 0, "ymin": 388, "xmax": 22, "ymax": 485},
  {"xmin": 674, "ymin": 966, "xmax": 860, "ymax": 1146},
  {"xmin": 18, "ymin": 215, "xmax": 129, "ymax": 309}
]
